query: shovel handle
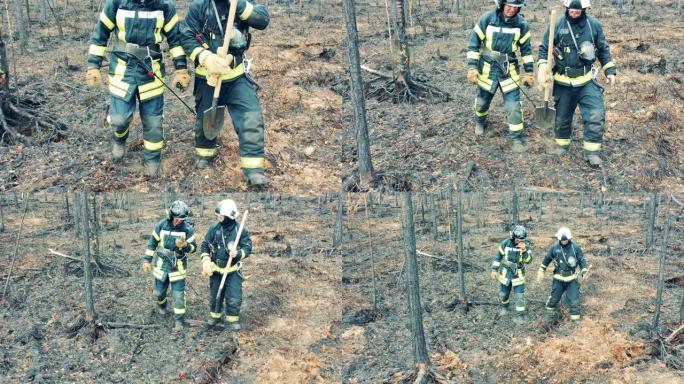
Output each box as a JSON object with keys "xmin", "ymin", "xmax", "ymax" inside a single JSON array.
[
  {"xmin": 210, "ymin": 0, "xmax": 239, "ymax": 97},
  {"xmin": 544, "ymin": 10, "xmax": 556, "ymax": 103}
]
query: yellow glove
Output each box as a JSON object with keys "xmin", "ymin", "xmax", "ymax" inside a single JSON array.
[
  {"xmin": 467, "ymin": 68, "xmax": 479, "ymax": 85},
  {"xmin": 536, "ymin": 269, "xmax": 545, "ymax": 284},
  {"xmin": 142, "ymin": 261, "xmax": 152, "ymax": 273},
  {"xmin": 175, "ymin": 238, "xmax": 188, "ymax": 250},
  {"xmin": 201, "ymin": 52, "xmax": 233, "ymax": 77},
  {"xmin": 522, "ymin": 73, "xmax": 534, "ymax": 88},
  {"xmin": 517, "ymin": 242, "xmax": 527, "ymax": 253},
  {"xmin": 85, "ymin": 68, "xmax": 101, "ymax": 87},
  {"xmin": 490, "ymin": 271, "xmax": 498, "ymax": 281},
  {"xmin": 173, "ymin": 69, "xmax": 191, "ymax": 90},
  {"xmin": 201, "ymin": 256, "xmax": 214, "ymax": 277}
]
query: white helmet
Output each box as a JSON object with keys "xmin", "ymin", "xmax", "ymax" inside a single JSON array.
[
  {"xmin": 556, "ymin": 227, "xmax": 572, "ymax": 241},
  {"xmin": 563, "ymin": 0, "xmax": 591, "ymax": 9},
  {"xmin": 215, "ymin": 199, "xmax": 239, "ymax": 220}
]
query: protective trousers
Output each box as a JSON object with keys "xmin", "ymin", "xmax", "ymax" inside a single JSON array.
[
  {"xmin": 208, "ymin": 271, "xmax": 243, "ymax": 324},
  {"xmin": 553, "ymin": 81, "xmax": 605, "ymax": 154},
  {"xmin": 108, "ymin": 93, "xmax": 164, "ymax": 163},
  {"xmin": 193, "ymin": 76, "xmax": 265, "ymax": 175},
  {"xmin": 499, "ymin": 282, "xmax": 526, "ymax": 315},
  {"xmin": 545, "ymin": 279, "xmax": 581, "ymax": 320},
  {"xmin": 153, "ymin": 278, "xmax": 186, "ymax": 321},
  {"xmin": 474, "ymin": 86, "xmax": 524, "ymax": 140}
]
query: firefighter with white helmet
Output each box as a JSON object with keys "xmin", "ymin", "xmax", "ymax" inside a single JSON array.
[
  {"xmin": 490, "ymin": 225, "xmax": 533, "ymax": 323},
  {"xmin": 537, "ymin": 0, "xmax": 617, "ymax": 166},
  {"xmin": 537, "ymin": 227, "xmax": 589, "ymax": 322},
  {"xmin": 199, "ymin": 199, "xmax": 252, "ymax": 330}
]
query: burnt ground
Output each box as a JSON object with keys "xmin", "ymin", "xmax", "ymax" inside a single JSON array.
[
  {"xmin": 340, "ymin": 192, "xmax": 684, "ymax": 383},
  {"xmin": 0, "ymin": 1, "xmax": 344, "ymax": 193},
  {"xmin": 341, "ymin": 2, "xmax": 683, "ymax": 192},
  {"xmin": 0, "ymin": 193, "xmax": 342, "ymax": 382}
]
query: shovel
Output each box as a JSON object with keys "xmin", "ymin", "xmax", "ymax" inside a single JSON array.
[
  {"xmin": 535, "ymin": 10, "xmax": 557, "ymax": 131},
  {"xmin": 202, "ymin": 0, "xmax": 238, "ymax": 141}
]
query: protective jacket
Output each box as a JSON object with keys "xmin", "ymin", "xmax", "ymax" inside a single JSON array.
[
  {"xmin": 538, "ymin": 12, "xmax": 616, "ymax": 87},
  {"xmin": 87, "ymin": 0, "xmax": 187, "ymax": 101},
  {"xmin": 144, "ymin": 219, "xmax": 197, "ymax": 282},
  {"xmin": 200, "ymin": 220, "xmax": 252, "ymax": 274},
  {"xmin": 467, "ymin": 9, "xmax": 534, "ymax": 94},
  {"xmin": 541, "ymin": 241, "xmax": 588, "ymax": 281},
  {"xmin": 180, "ymin": 0, "xmax": 269, "ymax": 81},
  {"xmin": 492, "ymin": 238, "xmax": 532, "ymax": 286}
]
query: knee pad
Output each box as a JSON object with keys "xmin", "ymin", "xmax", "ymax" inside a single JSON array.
[
  {"xmin": 227, "ymin": 297, "xmax": 242, "ymax": 309},
  {"xmin": 504, "ymin": 101, "xmax": 522, "ymax": 118},
  {"xmin": 172, "ymin": 290, "xmax": 186, "ymax": 309},
  {"xmin": 107, "ymin": 113, "xmax": 133, "ymax": 131},
  {"xmin": 142, "ymin": 115, "xmax": 163, "ymax": 133}
]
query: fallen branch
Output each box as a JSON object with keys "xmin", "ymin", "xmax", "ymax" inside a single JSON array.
[
  {"xmin": 665, "ymin": 323, "xmax": 684, "ymax": 343},
  {"xmin": 416, "ymin": 250, "xmax": 456, "ymax": 263},
  {"xmin": 48, "ymin": 248, "xmax": 97, "ymax": 265},
  {"xmin": 361, "ymin": 64, "xmax": 392, "ymax": 79},
  {"xmin": 103, "ymin": 322, "xmax": 163, "ymax": 329}
]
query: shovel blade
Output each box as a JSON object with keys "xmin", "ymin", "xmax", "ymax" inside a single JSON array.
[
  {"xmin": 535, "ymin": 106, "xmax": 556, "ymax": 131},
  {"xmin": 202, "ymin": 106, "xmax": 227, "ymax": 140}
]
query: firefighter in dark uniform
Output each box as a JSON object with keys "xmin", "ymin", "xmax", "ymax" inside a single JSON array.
[
  {"xmin": 200, "ymin": 199, "xmax": 252, "ymax": 330},
  {"xmin": 537, "ymin": 0, "xmax": 617, "ymax": 166},
  {"xmin": 86, "ymin": 0, "xmax": 190, "ymax": 176},
  {"xmin": 491, "ymin": 225, "xmax": 532, "ymax": 323},
  {"xmin": 180, "ymin": 0, "xmax": 270, "ymax": 186},
  {"xmin": 466, "ymin": 0, "xmax": 535, "ymax": 152},
  {"xmin": 142, "ymin": 201, "xmax": 197, "ymax": 331},
  {"xmin": 537, "ymin": 227, "xmax": 589, "ymax": 322}
]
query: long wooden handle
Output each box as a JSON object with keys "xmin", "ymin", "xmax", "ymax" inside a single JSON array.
[
  {"xmin": 211, "ymin": 0, "xmax": 239, "ymax": 97},
  {"xmin": 544, "ymin": 10, "xmax": 556, "ymax": 103},
  {"xmin": 215, "ymin": 210, "xmax": 248, "ymax": 300}
]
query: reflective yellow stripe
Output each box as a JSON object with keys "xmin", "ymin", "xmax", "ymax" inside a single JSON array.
[
  {"xmin": 163, "ymin": 14, "xmax": 178, "ymax": 33},
  {"xmin": 500, "ymin": 298, "xmax": 510, "ymax": 304},
  {"xmin": 239, "ymin": 2, "xmax": 253, "ymax": 20},
  {"xmin": 173, "ymin": 307, "xmax": 186, "ymax": 314},
  {"xmin": 240, "ymin": 157, "xmax": 265, "ymax": 169},
  {"xmin": 553, "ymin": 274, "xmax": 577, "ymax": 282},
  {"xmin": 553, "ymin": 71, "xmax": 593, "ymax": 87},
  {"xmin": 169, "ymin": 46, "xmax": 184, "ymax": 58},
  {"xmin": 515, "ymin": 306, "xmax": 525, "ymax": 312},
  {"xmin": 191, "ymin": 47, "xmax": 205, "ymax": 62},
  {"xmin": 195, "ymin": 62, "xmax": 246, "ymax": 81},
  {"xmin": 145, "ymin": 249, "xmax": 155, "ymax": 256},
  {"xmin": 197, "ymin": 49, "xmax": 211, "ymax": 64},
  {"xmin": 108, "ymin": 59, "xmax": 129, "ymax": 98},
  {"xmin": 511, "ymin": 30, "xmax": 521, "ymax": 52},
  {"xmin": 485, "ymin": 26, "xmax": 494, "ymax": 50},
  {"xmin": 477, "ymin": 62, "xmax": 492, "ymax": 90},
  {"xmin": 210, "ymin": 312, "xmax": 222, "ymax": 319},
  {"xmin": 583, "ymin": 141, "xmax": 601, "ymax": 152},
  {"xmin": 144, "ymin": 140, "xmax": 164, "ymax": 151},
  {"xmin": 116, "ymin": 14, "xmax": 126, "ymax": 42},
  {"xmin": 211, "ymin": 262, "xmax": 240, "ymax": 274},
  {"xmin": 186, "ymin": 235, "xmax": 196, "ymax": 243},
  {"xmin": 154, "ymin": 14, "xmax": 164, "ymax": 43},
  {"xmin": 511, "ymin": 277, "xmax": 525, "ymax": 286},
  {"xmin": 225, "ymin": 315, "xmax": 239, "ymax": 323},
  {"xmin": 99, "ymin": 12, "xmax": 115, "ymax": 30},
  {"xmin": 169, "ymin": 271, "xmax": 186, "ymax": 282},
  {"xmin": 519, "ymin": 31, "xmax": 531, "ymax": 44},
  {"xmin": 498, "ymin": 247, "xmax": 504, "ymax": 255},
  {"xmin": 177, "ymin": 259, "xmax": 185, "ymax": 274},
  {"xmin": 153, "ymin": 269, "xmax": 164, "ymax": 280},
  {"xmin": 509, "ymin": 122, "xmax": 524, "ymax": 132},
  {"xmin": 466, "ymin": 51, "xmax": 480, "ymax": 60},
  {"xmin": 195, "ymin": 147, "xmax": 217, "ymax": 157},
  {"xmin": 89, "ymin": 44, "xmax": 106, "ymax": 56},
  {"xmin": 522, "ymin": 55, "xmax": 534, "ymax": 64},
  {"xmin": 152, "ymin": 231, "xmax": 161, "ymax": 241},
  {"xmin": 570, "ymin": 314, "xmax": 581, "ymax": 320},
  {"xmin": 555, "ymin": 138, "xmax": 571, "ymax": 146},
  {"xmin": 140, "ymin": 86, "xmax": 164, "ymax": 101},
  {"xmin": 475, "ymin": 109, "xmax": 489, "ymax": 117},
  {"xmin": 491, "ymin": 261, "xmax": 501, "ymax": 268},
  {"xmin": 474, "ymin": 24, "xmax": 485, "ymax": 40},
  {"xmin": 158, "ymin": 298, "xmax": 167, "ymax": 305},
  {"xmin": 602, "ymin": 61, "xmax": 615, "ymax": 71},
  {"xmin": 113, "ymin": 127, "xmax": 128, "ymax": 138}
]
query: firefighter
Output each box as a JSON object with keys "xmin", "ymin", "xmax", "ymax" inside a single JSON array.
[
  {"xmin": 85, "ymin": 0, "xmax": 190, "ymax": 176},
  {"xmin": 180, "ymin": 0, "xmax": 270, "ymax": 186},
  {"xmin": 142, "ymin": 201, "xmax": 197, "ymax": 332},
  {"xmin": 537, "ymin": 0, "xmax": 617, "ymax": 166},
  {"xmin": 200, "ymin": 199, "xmax": 252, "ymax": 330},
  {"xmin": 537, "ymin": 227, "xmax": 589, "ymax": 322},
  {"xmin": 491, "ymin": 225, "xmax": 532, "ymax": 323},
  {"xmin": 466, "ymin": 0, "xmax": 535, "ymax": 152}
]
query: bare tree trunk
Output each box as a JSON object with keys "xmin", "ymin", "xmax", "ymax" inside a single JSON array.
[
  {"xmin": 91, "ymin": 194, "xmax": 101, "ymax": 265},
  {"xmin": 511, "ymin": 190, "xmax": 519, "ymax": 223},
  {"xmin": 652, "ymin": 196, "xmax": 670, "ymax": 338},
  {"xmin": 390, "ymin": 0, "xmax": 412, "ymax": 82},
  {"xmin": 0, "ymin": 195, "xmax": 4, "ymax": 232},
  {"xmin": 457, "ymin": 189, "xmax": 466, "ymax": 301},
  {"xmin": 343, "ymin": 0, "xmax": 374, "ymax": 187},
  {"xmin": 37, "ymin": 0, "xmax": 47, "ymax": 23},
  {"xmin": 680, "ymin": 288, "xmax": 683, "ymax": 323},
  {"xmin": 646, "ymin": 192, "xmax": 657, "ymax": 250},
  {"xmin": 0, "ymin": 32, "xmax": 9, "ymax": 92},
  {"xmin": 12, "ymin": 0, "xmax": 28, "ymax": 53},
  {"xmin": 81, "ymin": 192, "xmax": 96, "ymax": 322},
  {"xmin": 333, "ymin": 192, "xmax": 344, "ymax": 247},
  {"xmin": 363, "ymin": 194, "xmax": 378, "ymax": 313},
  {"xmin": 400, "ymin": 193, "xmax": 430, "ymax": 368}
]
